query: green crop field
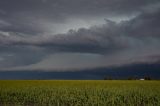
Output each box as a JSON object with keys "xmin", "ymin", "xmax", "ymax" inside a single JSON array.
[{"xmin": 0, "ymin": 80, "xmax": 160, "ymax": 106}]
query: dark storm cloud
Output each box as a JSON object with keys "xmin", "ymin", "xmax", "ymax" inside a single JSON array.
[
  {"xmin": 0, "ymin": 0, "xmax": 160, "ymax": 71},
  {"xmin": 1, "ymin": 10, "xmax": 160, "ymax": 54},
  {"xmin": 0, "ymin": 45, "xmax": 46, "ymax": 68},
  {"xmin": 127, "ymin": 11, "xmax": 160, "ymax": 37},
  {"xmin": 1, "ymin": 0, "xmax": 158, "ymax": 16},
  {"xmin": 0, "ymin": 0, "xmax": 159, "ymax": 34}
]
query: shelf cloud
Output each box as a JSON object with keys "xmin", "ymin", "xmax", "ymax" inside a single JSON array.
[{"xmin": 0, "ymin": 0, "xmax": 160, "ymax": 71}]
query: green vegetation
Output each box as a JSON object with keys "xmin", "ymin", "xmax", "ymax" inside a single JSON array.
[{"xmin": 0, "ymin": 80, "xmax": 160, "ymax": 106}]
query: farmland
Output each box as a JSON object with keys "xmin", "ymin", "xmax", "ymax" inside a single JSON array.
[{"xmin": 0, "ymin": 80, "xmax": 160, "ymax": 106}]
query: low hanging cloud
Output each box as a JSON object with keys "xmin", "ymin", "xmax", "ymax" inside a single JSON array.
[
  {"xmin": 0, "ymin": 8, "xmax": 160, "ymax": 71},
  {"xmin": 1, "ymin": 10, "xmax": 160, "ymax": 52}
]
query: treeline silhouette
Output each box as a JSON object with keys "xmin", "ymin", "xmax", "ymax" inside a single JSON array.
[{"xmin": 104, "ymin": 76, "xmax": 152, "ymax": 80}]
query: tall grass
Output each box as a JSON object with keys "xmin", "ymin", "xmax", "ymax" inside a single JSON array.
[{"xmin": 0, "ymin": 80, "xmax": 159, "ymax": 106}]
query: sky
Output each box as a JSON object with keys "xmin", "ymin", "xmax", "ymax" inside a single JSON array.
[{"xmin": 0, "ymin": 0, "xmax": 160, "ymax": 75}]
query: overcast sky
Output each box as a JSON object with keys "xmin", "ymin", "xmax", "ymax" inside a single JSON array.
[{"xmin": 0, "ymin": 0, "xmax": 160, "ymax": 71}]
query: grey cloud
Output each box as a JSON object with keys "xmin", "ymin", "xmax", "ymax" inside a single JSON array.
[
  {"xmin": 0, "ymin": 45, "xmax": 47, "ymax": 69},
  {"xmin": 0, "ymin": 10, "xmax": 6, "ymax": 15},
  {"xmin": 1, "ymin": 0, "xmax": 157, "ymax": 16},
  {"xmin": 0, "ymin": 19, "xmax": 11, "ymax": 28},
  {"xmin": 0, "ymin": 0, "xmax": 160, "ymax": 71},
  {"xmin": 1, "ymin": 10, "xmax": 160, "ymax": 54},
  {"xmin": 0, "ymin": 0, "xmax": 160, "ymax": 35},
  {"xmin": 4, "ymin": 50, "xmax": 160, "ymax": 71},
  {"xmin": 125, "ymin": 11, "xmax": 160, "ymax": 37}
]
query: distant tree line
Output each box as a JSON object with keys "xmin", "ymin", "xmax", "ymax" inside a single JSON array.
[{"xmin": 104, "ymin": 76, "xmax": 152, "ymax": 80}]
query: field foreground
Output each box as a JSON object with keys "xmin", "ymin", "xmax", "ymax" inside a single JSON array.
[{"xmin": 0, "ymin": 80, "xmax": 160, "ymax": 106}]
